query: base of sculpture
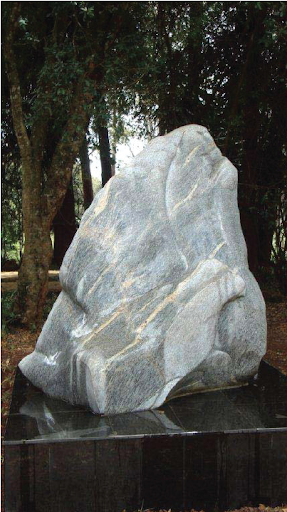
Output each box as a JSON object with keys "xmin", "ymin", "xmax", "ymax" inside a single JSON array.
[{"xmin": 4, "ymin": 361, "xmax": 287, "ymax": 512}]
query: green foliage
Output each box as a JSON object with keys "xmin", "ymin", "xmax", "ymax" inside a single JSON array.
[
  {"xmin": 2, "ymin": 1, "xmax": 150, "ymax": 273},
  {"xmin": 1, "ymin": 291, "xmax": 17, "ymax": 333},
  {"xmin": 2, "ymin": 66, "xmax": 23, "ymax": 263},
  {"xmin": 271, "ymin": 193, "xmax": 287, "ymax": 295},
  {"xmin": 1, "ymin": 148, "xmax": 23, "ymax": 264},
  {"xmin": 2, "ymin": 0, "xmax": 149, "ymax": 170},
  {"xmin": 2, "ymin": 1, "xmax": 286, "ymax": 297},
  {"xmin": 128, "ymin": 1, "xmax": 287, "ymax": 292},
  {"xmin": 43, "ymin": 292, "xmax": 59, "ymax": 320}
]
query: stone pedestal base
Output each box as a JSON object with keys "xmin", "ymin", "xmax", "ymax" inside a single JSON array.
[{"xmin": 4, "ymin": 362, "xmax": 287, "ymax": 512}]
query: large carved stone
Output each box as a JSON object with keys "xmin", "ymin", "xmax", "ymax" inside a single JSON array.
[{"xmin": 19, "ymin": 125, "xmax": 267, "ymax": 415}]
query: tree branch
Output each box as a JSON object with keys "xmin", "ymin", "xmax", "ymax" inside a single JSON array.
[{"xmin": 43, "ymin": 78, "xmax": 93, "ymax": 225}]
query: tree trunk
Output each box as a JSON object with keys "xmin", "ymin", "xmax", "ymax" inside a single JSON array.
[
  {"xmin": 17, "ymin": 228, "xmax": 53, "ymax": 326},
  {"xmin": 15, "ymin": 160, "xmax": 53, "ymax": 325},
  {"xmin": 98, "ymin": 125, "xmax": 112, "ymax": 187},
  {"xmin": 80, "ymin": 135, "xmax": 94, "ymax": 209},
  {"xmin": 111, "ymin": 151, "xmax": 116, "ymax": 177},
  {"xmin": 4, "ymin": 4, "xmax": 92, "ymax": 326},
  {"xmin": 225, "ymin": 5, "xmax": 268, "ymax": 277},
  {"xmin": 238, "ymin": 199, "xmax": 259, "ymax": 275},
  {"xmin": 53, "ymin": 178, "xmax": 77, "ymax": 267},
  {"xmin": 110, "ymin": 109, "xmax": 117, "ymax": 176}
]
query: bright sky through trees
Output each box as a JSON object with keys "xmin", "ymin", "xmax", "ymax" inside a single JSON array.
[{"xmin": 90, "ymin": 137, "xmax": 145, "ymax": 180}]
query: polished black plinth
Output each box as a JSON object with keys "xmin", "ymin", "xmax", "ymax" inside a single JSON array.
[{"xmin": 4, "ymin": 361, "xmax": 287, "ymax": 512}]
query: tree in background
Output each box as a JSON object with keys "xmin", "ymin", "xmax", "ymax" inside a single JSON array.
[
  {"xmin": 96, "ymin": 94, "xmax": 113, "ymax": 187},
  {"xmin": 3, "ymin": 1, "xmax": 147, "ymax": 326},
  {"xmin": 132, "ymin": 1, "xmax": 286, "ymax": 292},
  {"xmin": 52, "ymin": 178, "xmax": 77, "ymax": 268},
  {"xmin": 209, "ymin": 2, "xmax": 287, "ymax": 290},
  {"xmin": 80, "ymin": 134, "xmax": 94, "ymax": 210},
  {"xmin": 2, "ymin": 1, "xmax": 286, "ymax": 329}
]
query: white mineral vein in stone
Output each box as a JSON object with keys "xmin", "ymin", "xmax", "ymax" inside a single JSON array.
[
  {"xmin": 19, "ymin": 125, "xmax": 267, "ymax": 415},
  {"xmin": 183, "ymin": 144, "xmax": 201, "ymax": 166},
  {"xmin": 172, "ymin": 178, "xmax": 200, "ymax": 212}
]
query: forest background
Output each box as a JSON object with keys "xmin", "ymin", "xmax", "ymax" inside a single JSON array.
[{"xmin": 2, "ymin": 1, "xmax": 287, "ymax": 329}]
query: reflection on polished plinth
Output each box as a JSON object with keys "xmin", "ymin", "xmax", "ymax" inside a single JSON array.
[{"xmin": 4, "ymin": 361, "xmax": 287, "ymax": 512}]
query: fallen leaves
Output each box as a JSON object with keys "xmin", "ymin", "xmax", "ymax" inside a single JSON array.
[
  {"xmin": 265, "ymin": 301, "xmax": 287, "ymax": 376},
  {"xmin": 1, "ymin": 326, "xmax": 40, "ymax": 435},
  {"xmin": 129, "ymin": 507, "xmax": 287, "ymax": 512}
]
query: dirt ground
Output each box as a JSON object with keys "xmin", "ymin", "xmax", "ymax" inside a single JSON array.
[
  {"xmin": 140, "ymin": 509, "xmax": 287, "ymax": 512},
  {"xmin": 264, "ymin": 301, "xmax": 287, "ymax": 374}
]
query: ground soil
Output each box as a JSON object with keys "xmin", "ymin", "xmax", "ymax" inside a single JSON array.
[
  {"xmin": 139, "ymin": 509, "xmax": 287, "ymax": 512},
  {"xmin": 264, "ymin": 301, "xmax": 287, "ymax": 374}
]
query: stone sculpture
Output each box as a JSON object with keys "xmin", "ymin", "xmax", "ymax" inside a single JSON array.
[{"xmin": 19, "ymin": 125, "xmax": 267, "ymax": 415}]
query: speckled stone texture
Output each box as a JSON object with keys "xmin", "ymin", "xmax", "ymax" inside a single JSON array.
[{"xmin": 19, "ymin": 125, "xmax": 267, "ymax": 415}]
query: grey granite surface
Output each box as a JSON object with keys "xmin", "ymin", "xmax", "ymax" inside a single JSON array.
[{"xmin": 19, "ymin": 125, "xmax": 267, "ymax": 414}]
